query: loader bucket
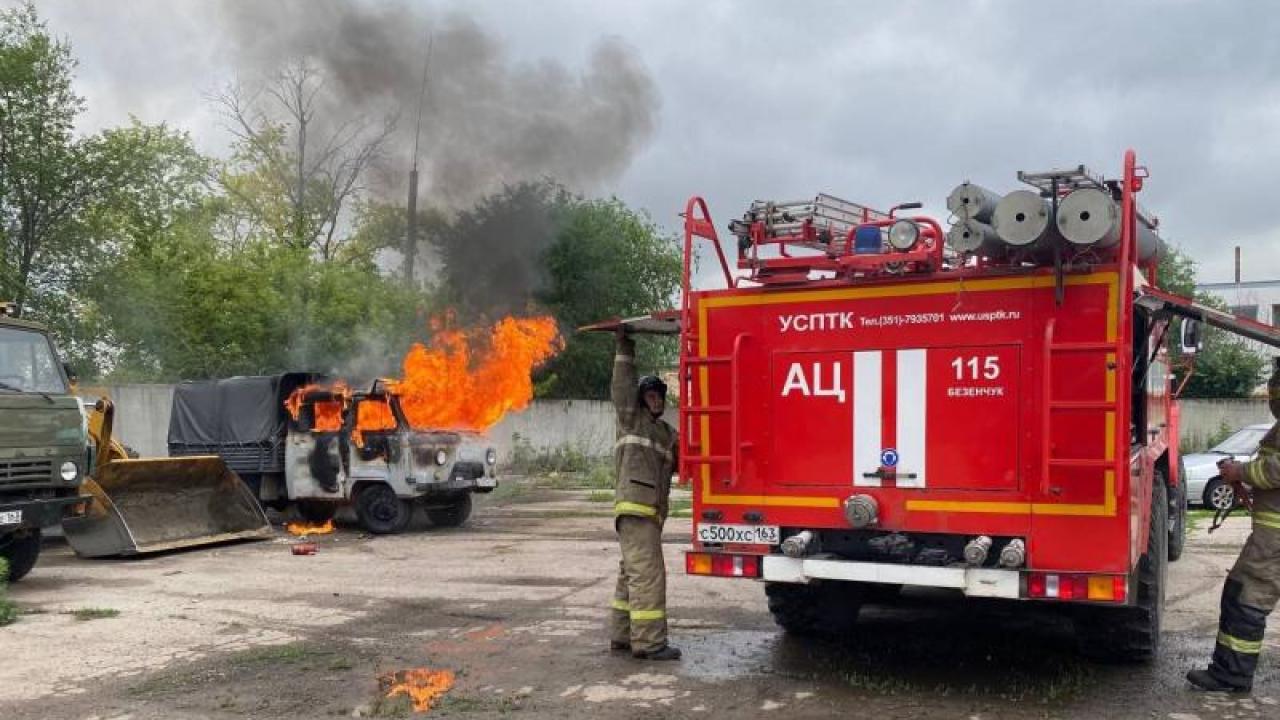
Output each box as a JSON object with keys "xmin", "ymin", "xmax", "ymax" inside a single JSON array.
[{"xmin": 62, "ymin": 456, "xmax": 272, "ymax": 558}]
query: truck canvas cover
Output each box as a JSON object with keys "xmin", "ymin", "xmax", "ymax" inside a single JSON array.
[{"xmin": 168, "ymin": 373, "xmax": 321, "ymax": 474}]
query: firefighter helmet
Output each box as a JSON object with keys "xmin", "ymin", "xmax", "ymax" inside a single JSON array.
[{"xmin": 638, "ymin": 375, "xmax": 667, "ymax": 399}]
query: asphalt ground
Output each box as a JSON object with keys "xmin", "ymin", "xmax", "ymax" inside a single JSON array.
[{"xmin": 1, "ymin": 482, "xmax": 1276, "ymax": 719}]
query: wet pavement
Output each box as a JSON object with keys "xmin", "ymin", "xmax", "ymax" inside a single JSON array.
[{"xmin": 0, "ymin": 485, "xmax": 1276, "ymax": 719}]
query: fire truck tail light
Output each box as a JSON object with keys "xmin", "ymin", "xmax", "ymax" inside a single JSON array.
[
  {"xmin": 1026, "ymin": 573, "xmax": 1126, "ymax": 602},
  {"xmin": 685, "ymin": 552, "xmax": 761, "ymax": 578}
]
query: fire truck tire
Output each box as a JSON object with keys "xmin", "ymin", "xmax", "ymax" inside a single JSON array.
[
  {"xmin": 1166, "ymin": 465, "xmax": 1186, "ymax": 563},
  {"xmin": 297, "ymin": 500, "xmax": 337, "ymax": 524},
  {"xmin": 0, "ymin": 529, "xmax": 41, "ymax": 583},
  {"xmin": 425, "ymin": 495, "xmax": 472, "ymax": 528},
  {"xmin": 765, "ymin": 581, "xmax": 862, "ymax": 637},
  {"xmin": 355, "ymin": 483, "xmax": 412, "ymax": 535},
  {"xmin": 1075, "ymin": 481, "xmax": 1166, "ymax": 663}
]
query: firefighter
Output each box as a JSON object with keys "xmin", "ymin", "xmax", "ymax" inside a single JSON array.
[
  {"xmin": 608, "ymin": 327, "xmax": 681, "ymax": 661},
  {"xmin": 1187, "ymin": 360, "xmax": 1280, "ymax": 693}
]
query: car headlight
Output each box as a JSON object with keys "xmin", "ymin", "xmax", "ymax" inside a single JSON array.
[
  {"xmin": 887, "ymin": 219, "xmax": 920, "ymax": 250},
  {"xmin": 485, "ymin": 448, "xmax": 497, "ymax": 465},
  {"xmin": 60, "ymin": 461, "xmax": 79, "ymax": 482},
  {"xmin": 435, "ymin": 449, "xmax": 449, "ymax": 466}
]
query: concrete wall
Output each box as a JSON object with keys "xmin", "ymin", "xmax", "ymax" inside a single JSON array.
[
  {"xmin": 1179, "ymin": 398, "xmax": 1274, "ymax": 451},
  {"xmin": 82, "ymin": 382, "xmax": 1272, "ymax": 460},
  {"xmin": 78, "ymin": 384, "xmax": 626, "ymax": 462},
  {"xmin": 79, "ymin": 384, "xmax": 175, "ymax": 458}
]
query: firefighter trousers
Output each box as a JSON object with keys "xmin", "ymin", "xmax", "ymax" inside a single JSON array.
[
  {"xmin": 1209, "ymin": 527, "xmax": 1280, "ymax": 688},
  {"xmin": 609, "ymin": 515, "xmax": 668, "ymax": 653}
]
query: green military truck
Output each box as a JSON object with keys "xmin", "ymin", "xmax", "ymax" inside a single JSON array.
[{"xmin": 0, "ymin": 302, "xmax": 87, "ymax": 581}]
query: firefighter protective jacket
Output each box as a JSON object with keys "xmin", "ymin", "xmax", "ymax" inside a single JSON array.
[
  {"xmin": 1243, "ymin": 366, "xmax": 1280, "ymax": 530},
  {"xmin": 612, "ymin": 335, "xmax": 678, "ymax": 522}
]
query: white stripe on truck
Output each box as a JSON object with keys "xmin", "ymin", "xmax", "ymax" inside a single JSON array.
[
  {"xmin": 852, "ymin": 350, "xmax": 882, "ymax": 487},
  {"xmin": 895, "ymin": 348, "xmax": 928, "ymax": 488}
]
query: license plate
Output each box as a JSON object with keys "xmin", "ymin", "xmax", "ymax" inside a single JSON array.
[
  {"xmin": 696, "ymin": 523, "xmax": 780, "ymax": 545},
  {"xmin": 0, "ymin": 510, "xmax": 21, "ymax": 526}
]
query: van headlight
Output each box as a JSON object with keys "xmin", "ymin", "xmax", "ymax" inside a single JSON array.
[
  {"xmin": 60, "ymin": 461, "xmax": 79, "ymax": 482},
  {"xmin": 435, "ymin": 449, "xmax": 449, "ymax": 466},
  {"xmin": 485, "ymin": 448, "xmax": 498, "ymax": 465}
]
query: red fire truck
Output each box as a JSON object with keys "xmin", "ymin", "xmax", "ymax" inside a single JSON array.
[{"xmin": 674, "ymin": 151, "xmax": 1194, "ymax": 661}]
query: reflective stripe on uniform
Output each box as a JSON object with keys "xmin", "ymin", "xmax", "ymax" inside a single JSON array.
[
  {"xmin": 1218, "ymin": 631, "xmax": 1264, "ymax": 654},
  {"xmin": 611, "ymin": 598, "xmax": 631, "ymax": 612},
  {"xmin": 630, "ymin": 608, "xmax": 665, "ymax": 622},
  {"xmin": 1248, "ymin": 460, "xmax": 1273, "ymax": 490},
  {"xmin": 1254, "ymin": 510, "xmax": 1280, "ymax": 530},
  {"xmin": 616, "ymin": 434, "xmax": 673, "ymax": 462},
  {"xmin": 615, "ymin": 501, "xmax": 658, "ymax": 518}
]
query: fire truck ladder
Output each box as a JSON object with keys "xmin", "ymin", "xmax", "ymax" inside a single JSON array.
[
  {"xmin": 678, "ymin": 197, "xmax": 739, "ymax": 489},
  {"xmin": 1042, "ymin": 319, "xmax": 1118, "ymax": 500}
]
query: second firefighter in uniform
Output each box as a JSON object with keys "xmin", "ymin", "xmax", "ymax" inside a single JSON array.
[
  {"xmin": 1188, "ymin": 359, "xmax": 1280, "ymax": 693},
  {"xmin": 608, "ymin": 329, "xmax": 681, "ymax": 661}
]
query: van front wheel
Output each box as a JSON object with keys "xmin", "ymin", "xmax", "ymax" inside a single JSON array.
[{"xmin": 355, "ymin": 484, "xmax": 412, "ymax": 534}]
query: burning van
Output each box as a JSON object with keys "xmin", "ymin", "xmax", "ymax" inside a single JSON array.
[{"xmin": 168, "ymin": 373, "xmax": 497, "ymax": 534}]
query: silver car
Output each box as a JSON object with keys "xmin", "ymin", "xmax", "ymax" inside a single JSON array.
[{"xmin": 1183, "ymin": 423, "xmax": 1271, "ymax": 510}]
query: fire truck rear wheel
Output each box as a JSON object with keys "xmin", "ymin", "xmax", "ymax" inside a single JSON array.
[
  {"xmin": 355, "ymin": 483, "xmax": 413, "ymax": 535},
  {"xmin": 1074, "ymin": 480, "xmax": 1166, "ymax": 663},
  {"xmin": 0, "ymin": 529, "xmax": 41, "ymax": 583},
  {"xmin": 765, "ymin": 581, "xmax": 863, "ymax": 637},
  {"xmin": 425, "ymin": 494, "xmax": 473, "ymax": 528}
]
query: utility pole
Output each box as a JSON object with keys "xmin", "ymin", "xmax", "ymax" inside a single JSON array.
[{"xmin": 406, "ymin": 33, "xmax": 433, "ymax": 287}]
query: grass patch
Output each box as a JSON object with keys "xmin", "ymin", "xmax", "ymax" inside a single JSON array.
[
  {"xmin": 586, "ymin": 490, "xmax": 613, "ymax": 503},
  {"xmin": 128, "ymin": 642, "xmax": 353, "ymax": 698},
  {"xmin": 0, "ymin": 558, "xmax": 15, "ymax": 627},
  {"xmin": 66, "ymin": 607, "xmax": 120, "ymax": 621},
  {"xmin": 669, "ymin": 498, "xmax": 692, "ymax": 518}
]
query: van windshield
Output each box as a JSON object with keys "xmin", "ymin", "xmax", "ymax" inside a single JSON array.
[{"xmin": 0, "ymin": 326, "xmax": 67, "ymax": 394}]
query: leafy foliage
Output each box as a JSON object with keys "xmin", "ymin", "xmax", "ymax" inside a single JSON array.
[{"xmin": 1160, "ymin": 246, "xmax": 1267, "ymax": 398}]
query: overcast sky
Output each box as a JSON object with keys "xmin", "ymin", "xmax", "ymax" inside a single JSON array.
[{"xmin": 17, "ymin": 0, "xmax": 1280, "ymax": 287}]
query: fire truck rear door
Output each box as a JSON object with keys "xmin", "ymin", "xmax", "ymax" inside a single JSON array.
[{"xmin": 769, "ymin": 345, "xmax": 1022, "ymax": 491}]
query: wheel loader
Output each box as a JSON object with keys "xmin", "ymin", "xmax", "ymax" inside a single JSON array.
[{"xmin": 61, "ymin": 398, "xmax": 272, "ymax": 558}]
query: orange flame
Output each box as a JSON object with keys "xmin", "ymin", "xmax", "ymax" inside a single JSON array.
[
  {"xmin": 285, "ymin": 519, "xmax": 335, "ymax": 537},
  {"xmin": 395, "ymin": 315, "xmax": 561, "ymax": 432},
  {"xmin": 282, "ymin": 315, "xmax": 561, "ymax": 437},
  {"xmin": 381, "ymin": 668, "xmax": 456, "ymax": 713},
  {"xmin": 285, "ymin": 382, "xmax": 350, "ymax": 433}
]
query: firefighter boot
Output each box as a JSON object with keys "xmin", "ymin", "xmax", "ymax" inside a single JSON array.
[
  {"xmin": 633, "ymin": 644, "xmax": 682, "ymax": 661},
  {"xmin": 1186, "ymin": 668, "xmax": 1250, "ymax": 694}
]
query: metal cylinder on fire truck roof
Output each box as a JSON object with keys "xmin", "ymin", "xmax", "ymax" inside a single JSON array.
[
  {"xmin": 946, "ymin": 217, "xmax": 1001, "ymax": 255},
  {"xmin": 1055, "ymin": 187, "xmax": 1165, "ymax": 261},
  {"xmin": 991, "ymin": 190, "xmax": 1053, "ymax": 247},
  {"xmin": 946, "ymin": 181, "xmax": 1003, "ymax": 224}
]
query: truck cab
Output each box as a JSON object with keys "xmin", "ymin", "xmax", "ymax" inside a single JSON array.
[{"xmin": 0, "ymin": 303, "xmax": 88, "ymax": 581}]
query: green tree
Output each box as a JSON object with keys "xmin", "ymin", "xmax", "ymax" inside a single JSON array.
[
  {"xmin": 537, "ymin": 197, "xmax": 680, "ymax": 398},
  {"xmin": 1159, "ymin": 245, "xmax": 1267, "ymax": 398},
  {"xmin": 0, "ymin": 3, "xmax": 92, "ymax": 313}
]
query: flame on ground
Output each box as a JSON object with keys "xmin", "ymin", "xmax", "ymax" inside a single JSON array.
[
  {"xmin": 380, "ymin": 668, "xmax": 456, "ymax": 713},
  {"xmin": 285, "ymin": 519, "xmax": 335, "ymax": 537}
]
